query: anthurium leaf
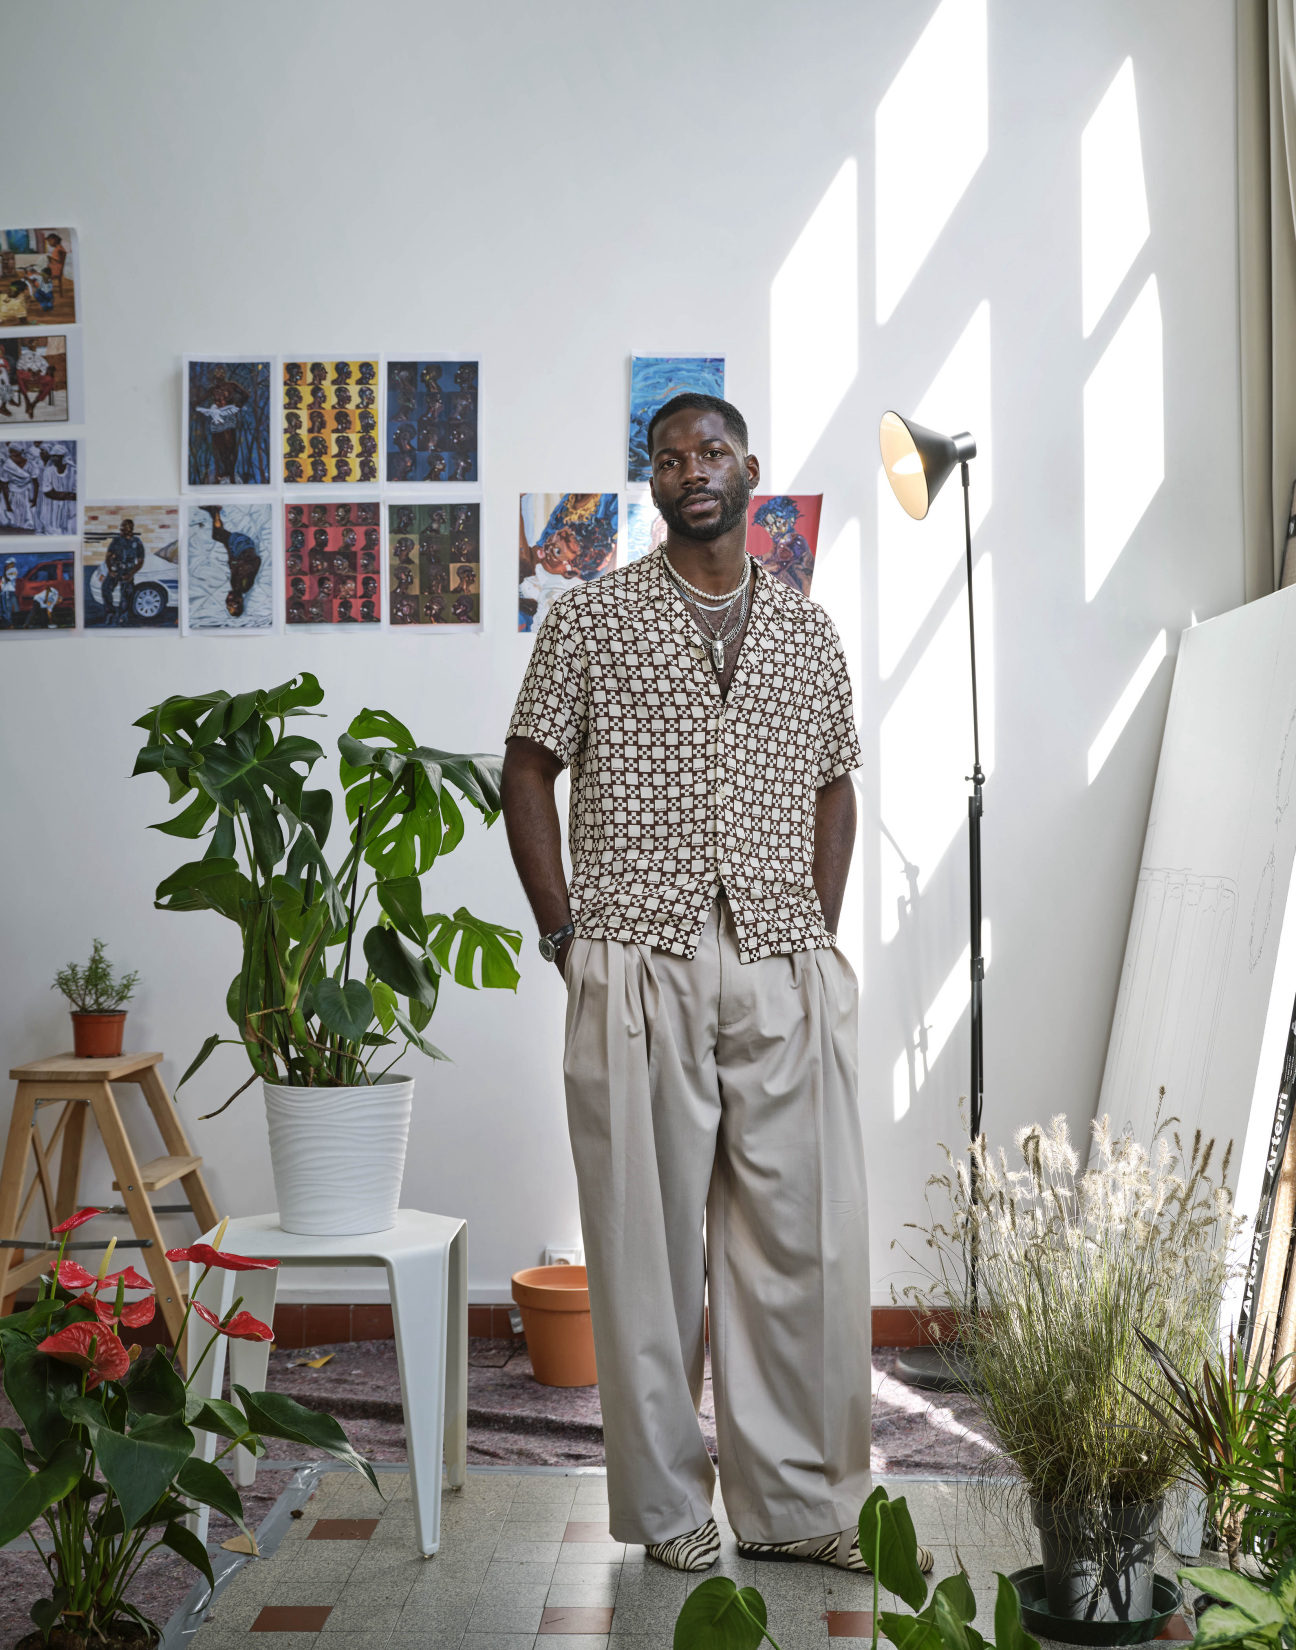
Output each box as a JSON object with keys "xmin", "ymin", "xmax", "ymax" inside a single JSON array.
[
  {"xmin": 123, "ymin": 1348, "xmax": 187, "ymax": 1419},
  {"xmin": 672, "ymin": 1576, "xmax": 768, "ymax": 1650},
  {"xmin": 1, "ymin": 1329, "xmax": 78, "ymax": 1458},
  {"xmin": 0, "ymin": 1436, "xmax": 83, "ymax": 1548},
  {"xmin": 993, "ymin": 1574, "xmax": 1040, "ymax": 1650},
  {"xmin": 175, "ymin": 1455, "xmax": 249, "ymax": 1535},
  {"xmin": 928, "ymin": 1573, "xmax": 976, "ymax": 1624},
  {"xmin": 30, "ymin": 1597, "xmax": 61, "ymax": 1638},
  {"xmin": 376, "ymin": 877, "xmax": 428, "ymax": 946},
  {"xmin": 314, "ymin": 978, "xmax": 375, "ymax": 1043},
  {"xmin": 184, "ymin": 1397, "xmax": 263, "ymax": 1453},
  {"xmin": 162, "ymin": 1517, "xmax": 215, "ymax": 1591},
  {"xmin": 426, "ymin": 908, "xmax": 522, "ymax": 991},
  {"xmin": 393, "ymin": 1003, "xmax": 450, "ymax": 1062},
  {"xmin": 234, "ymin": 1386, "xmax": 379, "ymax": 1494},
  {"xmin": 364, "ymin": 926, "xmax": 440, "ymax": 1009},
  {"xmin": 1180, "ymin": 1568, "xmax": 1284, "ymax": 1623},
  {"xmin": 876, "ymin": 1497, "xmax": 928, "ymax": 1612},
  {"xmin": 881, "ymin": 1613, "xmax": 945, "ymax": 1650},
  {"xmin": 94, "ymin": 1415, "xmax": 194, "ymax": 1530}
]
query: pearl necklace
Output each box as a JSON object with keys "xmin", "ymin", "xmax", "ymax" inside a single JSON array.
[{"xmin": 663, "ymin": 554, "xmax": 752, "ymax": 671}]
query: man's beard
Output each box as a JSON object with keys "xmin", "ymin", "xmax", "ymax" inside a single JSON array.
[{"xmin": 658, "ymin": 473, "xmax": 751, "ymax": 542}]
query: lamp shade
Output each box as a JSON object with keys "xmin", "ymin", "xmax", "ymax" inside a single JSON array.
[{"xmin": 879, "ymin": 411, "xmax": 976, "ymax": 521}]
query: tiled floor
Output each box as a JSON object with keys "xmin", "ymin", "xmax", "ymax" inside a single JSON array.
[{"xmin": 190, "ymin": 1470, "xmax": 1198, "ymax": 1650}]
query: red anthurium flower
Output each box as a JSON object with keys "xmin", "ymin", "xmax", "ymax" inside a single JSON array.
[
  {"xmin": 101, "ymin": 1265, "xmax": 155, "ymax": 1293},
  {"xmin": 166, "ymin": 1244, "xmax": 279, "ymax": 1273},
  {"xmin": 37, "ymin": 1321, "xmax": 131, "ymax": 1388},
  {"xmin": 54, "ymin": 1259, "xmax": 99, "ymax": 1292},
  {"xmin": 191, "ymin": 1300, "xmax": 273, "ymax": 1342},
  {"xmin": 50, "ymin": 1208, "xmax": 103, "ymax": 1235},
  {"xmin": 81, "ymin": 1294, "xmax": 156, "ymax": 1329}
]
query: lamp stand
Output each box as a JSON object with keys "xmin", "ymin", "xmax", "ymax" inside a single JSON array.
[{"xmin": 896, "ymin": 460, "xmax": 984, "ymax": 1394}]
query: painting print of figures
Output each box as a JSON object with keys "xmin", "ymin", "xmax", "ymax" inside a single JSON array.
[
  {"xmin": 285, "ymin": 500, "xmax": 381, "ymax": 625},
  {"xmin": 186, "ymin": 359, "xmax": 272, "ymax": 488},
  {"xmin": 746, "ymin": 494, "xmax": 822, "ymax": 596},
  {"xmin": 185, "ymin": 503, "xmax": 273, "ymax": 633},
  {"xmin": 0, "ymin": 336, "xmax": 68, "ymax": 424},
  {"xmin": 627, "ymin": 356, "xmax": 724, "ymax": 483},
  {"xmin": 0, "ymin": 549, "xmax": 75, "ymax": 631},
  {"xmin": 282, "ymin": 359, "xmax": 379, "ymax": 485},
  {"xmin": 518, "ymin": 493, "xmax": 617, "ymax": 633},
  {"xmin": 0, "ymin": 228, "xmax": 76, "ymax": 327},
  {"xmin": 0, "ymin": 440, "xmax": 77, "ymax": 536},
  {"xmin": 389, "ymin": 502, "xmax": 480, "ymax": 627},
  {"xmin": 386, "ymin": 360, "xmax": 478, "ymax": 483},
  {"xmin": 83, "ymin": 503, "xmax": 180, "ymax": 631},
  {"xmin": 625, "ymin": 499, "xmax": 665, "ymax": 564}
]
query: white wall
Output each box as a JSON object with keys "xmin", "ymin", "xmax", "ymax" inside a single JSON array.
[{"xmin": 0, "ymin": 1, "xmax": 1243, "ymax": 1305}]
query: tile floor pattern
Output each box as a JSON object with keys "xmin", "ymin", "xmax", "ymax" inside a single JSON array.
[{"xmin": 192, "ymin": 1471, "xmax": 1199, "ymax": 1650}]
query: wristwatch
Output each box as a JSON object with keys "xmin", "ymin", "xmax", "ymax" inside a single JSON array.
[{"xmin": 538, "ymin": 922, "xmax": 575, "ymax": 962}]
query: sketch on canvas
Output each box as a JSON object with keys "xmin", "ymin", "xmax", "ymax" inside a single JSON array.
[
  {"xmin": 186, "ymin": 359, "xmax": 273, "ymax": 488},
  {"xmin": 518, "ymin": 493, "xmax": 617, "ymax": 632},
  {"xmin": 0, "ymin": 336, "xmax": 70, "ymax": 424},
  {"xmin": 0, "ymin": 440, "xmax": 77, "ymax": 536},
  {"xmin": 285, "ymin": 500, "xmax": 380, "ymax": 625},
  {"xmin": 185, "ymin": 503, "xmax": 273, "ymax": 633},
  {"xmin": 389, "ymin": 502, "xmax": 479, "ymax": 626},
  {"xmin": 83, "ymin": 503, "xmax": 180, "ymax": 630},
  {"xmin": 625, "ymin": 499, "xmax": 665, "ymax": 564},
  {"xmin": 627, "ymin": 355, "xmax": 724, "ymax": 483},
  {"xmin": 747, "ymin": 493, "xmax": 823, "ymax": 595},
  {"xmin": 0, "ymin": 228, "xmax": 76, "ymax": 327},
  {"xmin": 281, "ymin": 360, "xmax": 379, "ymax": 484},
  {"xmin": 0, "ymin": 548, "xmax": 74, "ymax": 631},
  {"xmin": 386, "ymin": 361, "xmax": 478, "ymax": 483}
]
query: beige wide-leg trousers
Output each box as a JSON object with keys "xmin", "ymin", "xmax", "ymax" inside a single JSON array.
[{"xmin": 562, "ymin": 896, "xmax": 872, "ymax": 1546}]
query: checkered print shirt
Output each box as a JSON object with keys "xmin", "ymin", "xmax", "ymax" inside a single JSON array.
[{"xmin": 507, "ymin": 548, "xmax": 862, "ymax": 962}]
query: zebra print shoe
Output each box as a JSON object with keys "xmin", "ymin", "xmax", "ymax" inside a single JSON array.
[
  {"xmin": 645, "ymin": 1517, "xmax": 722, "ymax": 1572},
  {"xmin": 737, "ymin": 1529, "xmax": 935, "ymax": 1573}
]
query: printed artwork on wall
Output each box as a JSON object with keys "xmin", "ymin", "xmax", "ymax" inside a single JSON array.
[
  {"xmin": 0, "ymin": 336, "xmax": 69, "ymax": 423},
  {"xmin": 185, "ymin": 503, "xmax": 274, "ymax": 634},
  {"xmin": 0, "ymin": 228, "xmax": 76, "ymax": 327},
  {"xmin": 285, "ymin": 500, "xmax": 380, "ymax": 625},
  {"xmin": 518, "ymin": 493, "xmax": 618, "ymax": 632},
  {"xmin": 0, "ymin": 548, "xmax": 75, "ymax": 631},
  {"xmin": 185, "ymin": 358, "xmax": 273, "ymax": 488},
  {"xmin": 625, "ymin": 499, "xmax": 666, "ymax": 564},
  {"xmin": 627, "ymin": 355, "xmax": 724, "ymax": 483},
  {"xmin": 281, "ymin": 359, "xmax": 379, "ymax": 484},
  {"xmin": 386, "ymin": 360, "xmax": 478, "ymax": 483},
  {"xmin": 746, "ymin": 493, "xmax": 822, "ymax": 595},
  {"xmin": 0, "ymin": 440, "xmax": 77, "ymax": 536},
  {"xmin": 388, "ymin": 502, "xmax": 480, "ymax": 626},
  {"xmin": 83, "ymin": 503, "xmax": 180, "ymax": 631}
]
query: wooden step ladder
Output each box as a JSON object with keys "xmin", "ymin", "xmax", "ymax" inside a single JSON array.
[{"xmin": 0, "ymin": 1052, "xmax": 219, "ymax": 1345}]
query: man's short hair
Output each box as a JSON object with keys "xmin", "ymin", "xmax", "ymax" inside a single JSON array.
[{"xmin": 647, "ymin": 393, "xmax": 748, "ymax": 459}]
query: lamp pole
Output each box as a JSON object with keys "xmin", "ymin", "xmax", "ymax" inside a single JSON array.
[{"xmin": 962, "ymin": 461, "xmax": 985, "ymax": 1318}]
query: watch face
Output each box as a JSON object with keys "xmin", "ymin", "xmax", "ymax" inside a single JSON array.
[{"xmin": 538, "ymin": 936, "xmax": 556, "ymax": 961}]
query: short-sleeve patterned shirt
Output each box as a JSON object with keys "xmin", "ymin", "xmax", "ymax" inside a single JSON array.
[{"xmin": 506, "ymin": 547, "xmax": 862, "ymax": 963}]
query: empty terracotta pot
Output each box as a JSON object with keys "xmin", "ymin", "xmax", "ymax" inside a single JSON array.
[
  {"xmin": 511, "ymin": 1264, "xmax": 597, "ymax": 1387},
  {"xmin": 71, "ymin": 1012, "xmax": 127, "ymax": 1058}
]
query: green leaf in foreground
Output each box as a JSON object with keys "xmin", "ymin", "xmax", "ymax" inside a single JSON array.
[
  {"xmin": 993, "ymin": 1574, "xmax": 1040, "ymax": 1650},
  {"xmin": 234, "ymin": 1387, "xmax": 379, "ymax": 1494},
  {"xmin": 673, "ymin": 1576, "xmax": 771, "ymax": 1650}
]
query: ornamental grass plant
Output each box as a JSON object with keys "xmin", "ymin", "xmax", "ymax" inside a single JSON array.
[{"xmin": 899, "ymin": 1110, "xmax": 1239, "ymax": 1521}]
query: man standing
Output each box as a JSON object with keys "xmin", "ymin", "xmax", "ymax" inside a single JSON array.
[
  {"xmin": 502, "ymin": 396, "xmax": 931, "ymax": 1576},
  {"xmin": 101, "ymin": 517, "xmax": 145, "ymax": 625}
]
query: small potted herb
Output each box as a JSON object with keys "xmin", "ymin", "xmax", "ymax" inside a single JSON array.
[{"xmin": 53, "ymin": 940, "xmax": 140, "ymax": 1058}]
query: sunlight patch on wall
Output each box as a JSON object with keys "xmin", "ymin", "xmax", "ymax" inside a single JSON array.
[
  {"xmin": 875, "ymin": 0, "xmax": 987, "ymax": 325},
  {"xmin": 880, "ymin": 554, "xmax": 994, "ymax": 943},
  {"xmin": 877, "ymin": 301, "xmax": 991, "ymax": 679},
  {"xmin": 812, "ymin": 518, "xmax": 864, "ymax": 982},
  {"xmin": 893, "ymin": 922, "xmax": 992, "ymax": 1119},
  {"xmin": 1084, "ymin": 275, "xmax": 1163, "ymax": 601},
  {"xmin": 1087, "ymin": 628, "xmax": 1167, "ymax": 784},
  {"xmin": 1081, "ymin": 59, "xmax": 1149, "ymax": 338}
]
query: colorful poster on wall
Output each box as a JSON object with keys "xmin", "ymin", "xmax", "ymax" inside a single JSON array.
[
  {"xmin": 0, "ymin": 228, "xmax": 76, "ymax": 327},
  {"xmin": 389, "ymin": 502, "xmax": 480, "ymax": 627},
  {"xmin": 281, "ymin": 359, "xmax": 380, "ymax": 485},
  {"xmin": 625, "ymin": 499, "xmax": 665, "ymax": 564},
  {"xmin": 746, "ymin": 493, "xmax": 822, "ymax": 595},
  {"xmin": 285, "ymin": 500, "xmax": 380, "ymax": 625},
  {"xmin": 0, "ymin": 547, "xmax": 75, "ymax": 631},
  {"xmin": 386, "ymin": 360, "xmax": 478, "ymax": 483},
  {"xmin": 0, "ymin": 335, "xmax": 78, "ymax": 424},
  {"xmin": 184, "ymin": 503, "xmax": 274, "ymax": 634},
  {"xmin": 0, "ymin": 440, "xmax": 77, "ymax": 536},
  {"xmin": 627, "ymin": 355, "xmax": 724, "ymax": 483},
  {"xmin": 83, "ymin": 503, "xmax": 180, "ymax": 631},
  {"xmin": 518, "ymin": 493, "xmax": 618, "ymax": 632},
  {"xmin": 184, "ymin": 358, "xmax": 273, "ymax": 489}
]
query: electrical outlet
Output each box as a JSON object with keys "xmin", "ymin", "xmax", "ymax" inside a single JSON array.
[{"xmin": 543, "ymin": 1246, "xmax": 584, "ymax": 1267}]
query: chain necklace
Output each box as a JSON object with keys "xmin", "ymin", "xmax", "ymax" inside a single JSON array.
[
  {"xmin": 663, "ymin": 553, "xmax": 751, "ymax": 671},
  {"xmin": 662, "ymin": 552, "xmax": 750, "ymax": 608}
]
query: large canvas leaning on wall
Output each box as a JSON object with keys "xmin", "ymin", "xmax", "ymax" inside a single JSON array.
[{"xmin": 1097, "ymin": 586, "xmax": 1296, "ymax": 1255}]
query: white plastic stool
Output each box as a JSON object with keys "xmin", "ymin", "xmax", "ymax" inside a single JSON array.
[{"xmin": 186, "ymin": 1210, "xmax": 467, "ymax": 1556}]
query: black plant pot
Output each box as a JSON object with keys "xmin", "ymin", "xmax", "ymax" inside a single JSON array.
[{"xmin": 1031, "ymin": 1498, "xmax": 1162, "ymax": 1623}]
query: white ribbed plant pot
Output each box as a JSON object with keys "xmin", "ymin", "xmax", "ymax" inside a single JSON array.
[{"xmin": 263, "ymin": 1079, "xmax": 414, "ymax": 1236}]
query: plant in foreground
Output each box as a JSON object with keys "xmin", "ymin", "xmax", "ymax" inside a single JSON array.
[
  {"xmin": 52, "ymin": 940, "xmax": 140, "ymax": 1014},
  {"xmin": 1, "ymin": 1210, "xmax": 375, "ymax": 1648},
  {"xmin": 131, "ymin": 674, "xmax": 521, "ymax": 1109},
  {"xmin": 672, "ymin": 1486, "xmax": 1041, "ymax": 1650},
  {"xmin": 1173, "ymin": 1557, "xmax": 1296, "ymax": 1649}
]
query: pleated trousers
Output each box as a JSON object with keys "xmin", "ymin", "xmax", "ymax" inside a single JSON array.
[{"xmin": 562, "ymin": 896, "xmax": 873, "ymax": 1546}]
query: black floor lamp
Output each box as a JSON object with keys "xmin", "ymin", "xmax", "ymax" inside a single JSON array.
[{"xmin": 878, "ymin": 411, "xmax": 983, "ymax": 1394}]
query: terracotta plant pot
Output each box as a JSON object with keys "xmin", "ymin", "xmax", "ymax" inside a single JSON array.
[
  {"xmin": 71, "ymin": 1012, "xmax": 127, "ymax": 1058},
  {"xmin": 511, "ymin": 1264, "xmax": 597, "ymax": 1387}
]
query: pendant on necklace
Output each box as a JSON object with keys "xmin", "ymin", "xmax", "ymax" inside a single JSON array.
[{"xmin": 711, "ymin": 638, "xmax": 725, "ymax": 671}]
